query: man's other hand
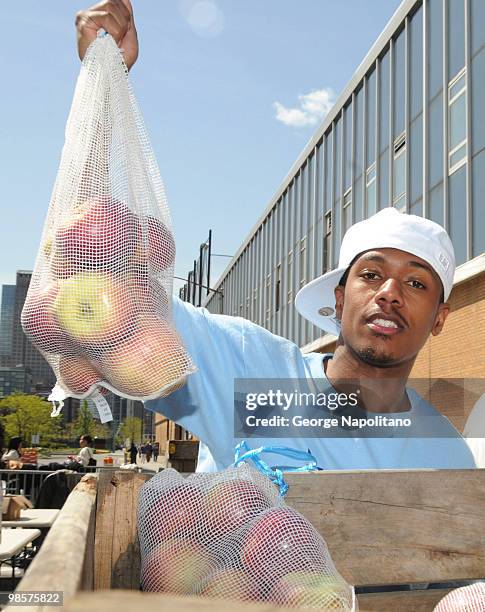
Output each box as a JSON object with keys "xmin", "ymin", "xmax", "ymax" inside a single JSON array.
[{"xmin": 76, "ymin": 0, "xmax": 138, "ymax": 69}]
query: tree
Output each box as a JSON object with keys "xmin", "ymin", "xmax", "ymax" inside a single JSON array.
[
  {"xmin": 73, "ymin": 400, "xmax": 95, "ymax": 438},
  {"xmin": 119, "ymin": 416, "xmax": 142, "ymax": 446},
  {"xmin": 0, "ymin": 393, "xmax": 63, "ymax": 447}
]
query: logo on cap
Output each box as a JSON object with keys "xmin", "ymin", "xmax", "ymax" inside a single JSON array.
[
  {"xmin": 438, "ymin": 252, "xmax": 450, "ymax": 272},
  {"xmin": 318, "ymin": 307, "xmax": 334, "ymax": 317}
]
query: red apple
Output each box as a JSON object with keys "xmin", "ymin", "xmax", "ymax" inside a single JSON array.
[
  {"xmin": 99, "ymin": 314, "xmax": 190, "ymax": 397},
  {"xmin": 58, "ymin": 355, "xmax": 102, "ymax": 395},
  {"xmin": 269, "ymin": 570, "xmax": 352, "ymax": 610},
  {"xmin": 53, "ymin": 272, "xmax": 135, "ymax": 348},
  {"xmin": 241, "ymin": 508, "xmax": 327, "ymax": 583},
  {"xmin": 133, "ymin": 216, "xmax": 175, "ymax": 271},
  {"xmin": 141, "ymin": 539, "xmax": 213, "ymax": 594},
  {"xmin": 21, "ymin": 282, "xmax": 77, "ymax": 355},
  {"xmin": 200, "ymin": 568, "xmax": 260, "ymax": 603},
  {"xmin": 138, "ymin": 482, "xmax": 204, "ymax": 547},
  {"xmin": 129, "ymin": 276, "xmax": 170, "ymax": 318},
  {"xmin": 54, "ymin": 196, "xmax": 140, "ymax": 274},
  {"xmin": 203, "ymin": 479, "xmax": 273, "ymax": 539}
]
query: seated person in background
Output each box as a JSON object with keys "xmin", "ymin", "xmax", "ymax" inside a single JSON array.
[
  {"xmin": 40, "ymin": 435, "xmax": 96, "ymax": 472},
  {"xmin": 67, "ymin": 435, "xmax": 96, "ymax": 468},
  {"xmin": 1, "ymin": 436, "xmax": 23, "ymax": 461}
]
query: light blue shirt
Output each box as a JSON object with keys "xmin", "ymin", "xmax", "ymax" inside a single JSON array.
[{"xmin": 146, "ymin": 298, "xmax": 476, "ymax": 472}]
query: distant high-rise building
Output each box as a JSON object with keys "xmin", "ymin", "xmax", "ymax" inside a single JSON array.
[
  {"xmin": 9, "ymin": 271, "xmax": 56, "ymax": 394},
  {"xmin": 0, "ymin": 285, "xmax": 15, "ymax": 365},
  {"xmin": 0, "ymin": 366, "xmax": 33, "ymax": 397}
]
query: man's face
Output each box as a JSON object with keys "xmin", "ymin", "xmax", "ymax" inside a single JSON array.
[
  {"xmin": 334, "ymin": 248, "xmax": 450, "ymax": 368},
  {"xmin": 79, "ymin": 437, "xmax": 86, "ymax": 447}
]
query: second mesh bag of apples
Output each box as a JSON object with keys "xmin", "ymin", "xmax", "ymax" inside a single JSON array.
[
  {"xmin": 138, "ymin": 455, "xmax": 357, "ymax": 610},
  {"xmin": 21, "ymin": 32, "xmax": 196, "ymax": 412}
]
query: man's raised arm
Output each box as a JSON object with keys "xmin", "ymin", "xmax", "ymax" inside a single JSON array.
[{"xmin": 76, "ymin": 0, "xmax": 138, "ymax": 70}]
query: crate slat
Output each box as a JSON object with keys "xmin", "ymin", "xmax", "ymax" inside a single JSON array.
[
  {"xmin": 6, "ymin": 474, "xmax": 97, "ymax": 612},
  {"xmin": 357, "ymin": 588, "xmax": 452, "ymax": 611},
  {"xmin": 284, "ymin": 469, "xmax": 485, "ymax": 585},
  {"xmin": 94, "ymin": 470, "xmax": 118, "ymax": 589}
]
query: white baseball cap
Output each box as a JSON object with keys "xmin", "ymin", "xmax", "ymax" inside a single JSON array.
[{"xmin": 295, "ymin": 207, "xmax": 455, "ymax": 336}]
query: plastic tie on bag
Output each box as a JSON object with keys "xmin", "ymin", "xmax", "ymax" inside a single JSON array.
[
  {"xmin": 48, "ymin": 383, "xmax": 68, "ymax": 417},
  {"xmin": 233, "ymin": 440, "xmax": 320, "ymax": 497}
]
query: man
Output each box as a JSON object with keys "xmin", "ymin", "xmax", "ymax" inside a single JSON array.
[
  {"xmin": 69, "ymin": 435, "xmax": 96, "ymax": 468},
  {"xmin": 75, "ymin": 1, "xmax": 475, "ymax": 472}
]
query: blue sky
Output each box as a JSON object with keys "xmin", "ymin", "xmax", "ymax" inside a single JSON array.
[{"xmin": 0, "ymin": 0, "xmax": 401, "ymax": 296}]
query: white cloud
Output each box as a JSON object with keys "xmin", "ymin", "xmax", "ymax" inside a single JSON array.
[{"xmin": 274, "ymin": 88, "xmax": 336, "ymax": 128}]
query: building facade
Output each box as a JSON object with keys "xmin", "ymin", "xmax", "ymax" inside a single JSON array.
[
  {"xmin": 1, "ymin": 273, "xmax": 56, "ymax": 393},
  {"xmin": 0, "ymin": 285, "xmax": 15, "ymax": 365},
  {"xmin": 0, "ymin": 366, "xmax": 33, "ymax": 397},
  {"xmin": 204, "ymin": 0, "xmax": 485, "ymax": 362}
]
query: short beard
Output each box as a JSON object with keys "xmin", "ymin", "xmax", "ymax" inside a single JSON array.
[{"xmin": 357, "ymin": 346, "xmax": 397, "ymax": 368}]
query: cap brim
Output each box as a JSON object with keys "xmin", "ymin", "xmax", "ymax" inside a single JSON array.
[{"xmin": 295, "ymin": 267, "xmax": 345, "ymax": 336}]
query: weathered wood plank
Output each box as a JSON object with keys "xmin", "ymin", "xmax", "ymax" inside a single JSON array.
[
  {"xmin": 93, "ymin": 469, "xmax": 118, "ymax": 589},
  {"xmin": 62, "ymin": 588, "xmax": 454, "ymax": 612},
  {"xmin": 357, "ymin": 588, "xmax": 452, "ymax": 611},
  {"xmin": 63, "ymin": 589, "xmax": 303, "ymax": 611},
  {"xmin": 5, "ymin": 474, "xmax": 97, "ymax": 612},
  {"xmin": 283, "ymin": 469, "xmax": 485, "ymax": 586},
  {"xmin": 130, "ymin": 473, "xmax": 147, "ymax": 589},
  {"xmin": 80, "ymin": 494, "xmax": 96, "ymax": 591},
  {"xmin": 111, "ymin": 471, "xmax": 136, "ymax": 588}
]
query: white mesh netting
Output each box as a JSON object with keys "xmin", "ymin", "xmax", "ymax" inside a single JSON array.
[
  {"xmin": 21, "ymin": 33, "xmax": 195, "ymax": 402},
  {"xmin": 434, "ymin": 583, "xmax": 485, "ymax": 611},
  {"xmin": 137, "ymin": 464, "xmax": 356, "ymax": 610}
]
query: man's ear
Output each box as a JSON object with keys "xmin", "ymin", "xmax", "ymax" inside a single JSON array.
[
  {"xmin": 334, "ymin": 285, "xmax": 345, "ymax": 321},
  {"xmin": 431, "ymin": 302, "xmax": 450, "ymax": 336}
]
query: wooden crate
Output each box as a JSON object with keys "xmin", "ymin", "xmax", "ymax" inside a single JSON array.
[{"xmin": 10, "ymin": 469, "xmax": 485, "ymax": 611}]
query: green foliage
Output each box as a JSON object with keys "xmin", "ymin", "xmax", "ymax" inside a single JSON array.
[
  {"xmin": 0, "ymin": 393, "xmax": 63, "ymax": 447},
  {"xmin": 72, "ymin": 400, "xmax": 111, "ymax": 440},
  {"xmin": 119, "ymin": 416, "xmax": 142, "ymax": 445}
]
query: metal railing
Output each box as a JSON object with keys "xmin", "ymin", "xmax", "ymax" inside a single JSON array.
[
  {"xmin": 1, "ymin": 470, "xmax": 60, "ymax": 503},
  {"xmin": 0, "ymin": 465, "xmax": 157, "ymax": 504}
]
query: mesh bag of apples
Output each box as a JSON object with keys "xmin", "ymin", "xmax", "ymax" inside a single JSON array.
[
  {"xmin": 21, "ymin": 33, "xmax": 195, "ymax": 404},
  {"xmin": 138, "ymin": 463, "xmax": 356, "ymax": 610},
  {"xmin": 434, "ymin": 583, "xmax": 485, "ymax": 611}
]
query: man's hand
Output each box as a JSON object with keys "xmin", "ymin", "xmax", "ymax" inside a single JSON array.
[{"xmin": 76, "ymin": 0, "xmax": 138, "ymax": 70}]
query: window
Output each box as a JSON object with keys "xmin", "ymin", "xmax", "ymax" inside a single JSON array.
[
  {"xmin": 275, "ymin": 264, "xmax": 281, "ymax": 312},
  {"xmin": 252, "ymin": 288, "xmax": 258, "ymax": 320},
  {"xmin": 265, "ymin": 274, "xmax": 271, "ymax": 323},
  {"xmin": 343, "ymin": 189, "xmax": 352, "ymax": 232},
  {"xmin": 299, "ymin": 238, "xmax": 307, "ymax": 287},
  {"xmin": 324, "ymin": 211, "xmax": 332, "ymax": 272},
  {"xmin": 287, "ymin": 251, "xmax": 293, "ymax": 304},
  {"xmin": 448, "ymin": 68, "xmax": 467, "ymax": 175},
  {"xmin": 393, "ymin": 133, "xmax": 406, "ymax": 211},
  {"xmin": 366, "ymin": 163, "xmax": 376, "ymax": 215}
]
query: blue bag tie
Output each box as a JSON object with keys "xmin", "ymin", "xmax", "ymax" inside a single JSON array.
[{"xmin": 233, "ymin": 440, "xmax": 320, "ymax": 497}]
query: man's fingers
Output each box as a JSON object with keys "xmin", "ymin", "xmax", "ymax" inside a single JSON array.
[
  {"xmin": 103, "ymin": 0, "xmax": 130, "ymax": 35},
  {"xmin": 76, "ymin": 0, "xmax": 138, "ymax": 68},
  {"xmin": 113, "ymin": 0, "xmax": 132, "ymax": 21},
  {"xmin": 78, "ymin": 10, "xmax": 127, "ymax": 43},
  {"xmin": 119, "ymin": 0, "xmax": 134, "ymax": 18}
]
